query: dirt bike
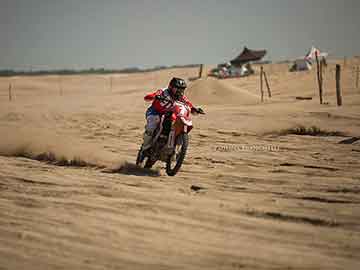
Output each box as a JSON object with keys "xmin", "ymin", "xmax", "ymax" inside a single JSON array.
[{"xmin": 136, "ymin": 100, "xmax": 204, "ymax": 176}]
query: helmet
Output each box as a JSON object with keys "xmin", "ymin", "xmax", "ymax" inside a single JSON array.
[{"xmin": 168, "ymin": 77, "xmax": 187, "ymax": 100}]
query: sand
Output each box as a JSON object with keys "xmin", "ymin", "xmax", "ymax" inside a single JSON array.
[{"xmin": 0, "ymin": 60, "xmax": 360, "ymax": 269}]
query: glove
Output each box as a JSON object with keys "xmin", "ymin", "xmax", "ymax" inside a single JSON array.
[
  {"xmin": 192, "ymin": 107, "xmax": 205, "ymax": 114},
  {"xmin": 197, "ymin": 107, "xmax": 205, "ymax": 114}
]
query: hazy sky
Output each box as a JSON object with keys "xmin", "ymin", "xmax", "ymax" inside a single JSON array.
[{"xmin": 1, "ymin": 0, "xmax": 359, "ymax": 70}]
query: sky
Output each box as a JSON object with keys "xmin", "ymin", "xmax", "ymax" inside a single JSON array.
[{"xmin": 1, "ymin": 0, "xmax": 359, "ymax": 70}]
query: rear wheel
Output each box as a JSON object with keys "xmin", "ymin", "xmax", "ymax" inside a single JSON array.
[
  {"xmin": 166, "ymin": 133, "xmax": 188, "ymax": 176},
  {"xmin": 136, "ymin": 147, "xmax": 157, "ymax": 169}
]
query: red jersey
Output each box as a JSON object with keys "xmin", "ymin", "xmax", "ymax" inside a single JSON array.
[{"xmin": 144, "ymin": 88, "xmax": 193, "ymax": 114}]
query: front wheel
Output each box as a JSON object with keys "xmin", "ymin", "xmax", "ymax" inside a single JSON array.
[{"xmin": 166, "ymin": 133, "xmax": 188, "ymax": 176}]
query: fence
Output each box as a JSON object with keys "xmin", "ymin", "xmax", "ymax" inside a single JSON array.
[{"xmin": 259, "ymin": 58, "xmax": 360, "ymax": 105}]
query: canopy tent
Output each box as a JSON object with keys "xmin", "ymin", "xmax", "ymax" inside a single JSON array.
[
  {"xmin": 289, "ymin": 46, "xmax": 327, "ymax": 72},
  {"xmin": 230, "ymin": 47, "xmax": 267, "ymax": 66},
  {"xmin": 304, "ymin": 46, "xmax": 328, "ymax": 61}
]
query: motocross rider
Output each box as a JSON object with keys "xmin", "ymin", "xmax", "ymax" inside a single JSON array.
[{"xmin": 141, "ymin": 77, "xmax": 203, "ymax": 151}]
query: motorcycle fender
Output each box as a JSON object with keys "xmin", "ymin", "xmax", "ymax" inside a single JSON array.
[{"xmin": 174, "ymin": 119, "xmax": 193, "ymax": 136}]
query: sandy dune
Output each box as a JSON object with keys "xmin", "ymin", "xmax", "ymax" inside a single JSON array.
[{"xmin": 0, "ymin": 60, "xmax": 360, "ymax": 269}]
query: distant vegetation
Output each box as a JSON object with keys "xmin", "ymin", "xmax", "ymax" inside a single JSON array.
[
  {"xmin": 279, "ymin": 125, "xmax": 345, "ymax": 137},
  {"xmin": 0, "ymin": 64, "xmax": 200, "ymax": 77},
  {"xmin": 253, "ymin": 60, "xmax": 272, "ymax": 65}
]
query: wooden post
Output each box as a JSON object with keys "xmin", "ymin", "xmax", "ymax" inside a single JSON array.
[
  {"xmin": 320, "ymin": 58, "xmax": 323, "ymax": 83},
  {"xmin": 198, "ymin": 64, "xmax": 203, "ymax": 78},
  {"xmin": 336, "ymin": 64, "xmax": 342, "ymax": 106},
  {"xmin": 8, "ymin": 83, "xmax": 12, "ymax": 101},
  {"xmin": 315, "ymin": 52, "xmax": 323, "ymax": 104},
  {"xmin": 110, "ymin": 76, "xmax": 113, "ymax": 91},
  {"xmin": 263, "ymin": 71, "xmax": 272, "ymax": 98},
  {"xmin": 356, "ymin": 66, "xmax": 359, "ymax": 89},
  {"xmin": 260, "ymin": 66, "xmax": 264, "ymax": 102},
  {"xmin": 320, "ymin": 58, "xmax": 324, "ymax": 91}
]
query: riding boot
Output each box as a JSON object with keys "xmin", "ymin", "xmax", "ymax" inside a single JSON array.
[
  {"xmin": 167, "ymin": 130, "xmax": 175, "ymax": 149},
  {"xmin": 142, "ymin": 131, "xmax": 153, "ymax": 150}
]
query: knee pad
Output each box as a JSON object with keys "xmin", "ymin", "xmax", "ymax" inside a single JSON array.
[{"xmin": 146, "ymin": 115, "xmax": 160, "ymax": 131}]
